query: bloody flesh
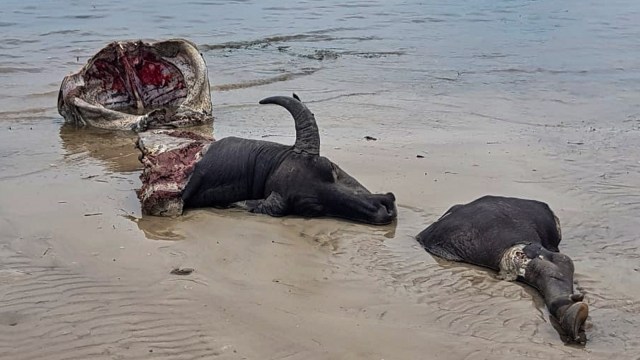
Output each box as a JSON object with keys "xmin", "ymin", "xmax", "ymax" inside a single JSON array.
[
  {"xmin": 58, "ymin": 39, "xmax": 213, "ymax": 131},
  {"xmin": 136, "ymin": 130, "xmax": 213, "ymax": 216}
]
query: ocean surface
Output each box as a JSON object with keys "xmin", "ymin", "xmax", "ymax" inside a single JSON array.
[
  {"xmin": 1, "ymin": 1, "xmax": 639, "ymax": 358},
  {"xmin": 2, "ymin": 0, "xmax": 640, "ymax": 120}
]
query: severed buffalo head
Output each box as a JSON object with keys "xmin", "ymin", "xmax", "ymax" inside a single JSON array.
[
  {"xmin": 181, "ymin": 94, "xmax": 397, "ymax": 225},
  {"xmin": 58, "ymin": 39, "xmax": 213, "ymax": 132}
]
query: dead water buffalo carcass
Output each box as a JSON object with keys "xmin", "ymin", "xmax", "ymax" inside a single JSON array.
[
  {"xmin": 181, "ymin": 94, "xmax": 397, "ymax": 225},
  {"xmin": 416, "ymin": 195, "xmax": 588, "ymax": 344},
  {"xmin": 58, "ymin": 39, "xmax": 213, "ymax": 131}
]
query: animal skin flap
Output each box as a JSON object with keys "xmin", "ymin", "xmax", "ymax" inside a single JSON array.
[
  {"xmin": 136, "ymin": 130, "xmax": 213, "ymax": 216},
  {"xmin": 58, "ymin": 39, "xmax": 213, "ymax": 131}
]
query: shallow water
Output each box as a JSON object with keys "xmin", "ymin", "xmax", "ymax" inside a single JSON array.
[{"xmin": 1, "ymin": 1, "xmax": 639, "ymax": 359}]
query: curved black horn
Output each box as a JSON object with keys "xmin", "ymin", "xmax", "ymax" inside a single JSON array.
[{"xmin": 259, "ymin": 94, "xmax": 320, "ymax": 155}]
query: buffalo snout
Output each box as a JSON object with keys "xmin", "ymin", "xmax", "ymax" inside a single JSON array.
[
  {"xmin": 370, "ymin": 192, "xmax": 397, "ymax": 225},
  {"xmin": 323, "ymin": 189, "xmax": 397, "ymax": 225}
]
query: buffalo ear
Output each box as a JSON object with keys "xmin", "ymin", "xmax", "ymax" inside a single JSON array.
[{"xmin": 292, "ymin": 93, "xmax": 301, "ymax": 101}]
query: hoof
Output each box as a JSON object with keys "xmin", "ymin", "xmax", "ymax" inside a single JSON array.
[{"xmin": 559, "ymin": 301, "xmax": 589, "ymax": 344}]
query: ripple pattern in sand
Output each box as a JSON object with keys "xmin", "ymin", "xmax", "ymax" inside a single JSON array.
[{"xmin": 0, "ymin": 245, "xmax": 229, "ymax": 360}]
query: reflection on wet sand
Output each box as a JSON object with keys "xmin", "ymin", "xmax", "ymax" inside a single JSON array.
[
  {"xmin": 58, "ymin": 123, "xmax": 141, "ymax": 173},
  {"xmin": 122, "ymin": 213, "xmax": 186, "ymax": 241},
  {"xmin": 59, "ymin": 123, "xmax": 214, "ymax": 173}
]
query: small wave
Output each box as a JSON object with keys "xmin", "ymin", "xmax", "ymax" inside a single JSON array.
[
  {"xmin": 39, "ymin": 29, "xmax": 81, "ymax": 37},
  {"xmin": 306, "ymin": 27, "xmax": 362, "ymax": 34},
  {"xmin": 475, "ymin": 52, "xmax": 511, "ymax": 59},
  {"xmin": 0, "ymin": 108, "xmax": 52, "ymax": 120},
  {"xmin": 346, "ymin": 50, "xmax": 405, "ymax": 58},
  {"xmin": 305, "ymin": 91, "xmax": 383, "ymax": 104},
  {"xmin": 25, "ymin": 90, "xmax": 59, "ymax": 99},
  {"xmin": 486, "ymin": 67, "xmax": 590, "ymax": 75},
  {"xmin": 466, "ymin": 18, "xmax": 493, "ymax": 23},
  {"xmin": 62, "ymin": 14, "xmax": 107, "ymax": 20},
  {"xmin": 413, "ymin": 17, "xmax": 446, "ymax": 23},
  {"xmin": 200, "ymin": 33, "xmax": 378, "ymax": 51},
  {"xmin": 0, "ymin": 167, "xmax": 51, "ymax": 181},
  {"xmin": 334, "ymin": 3, "xmax": 380, "ymax": 8},
  {"xmin": 212, "ymin": 68, "xmax": 320, "ymax": 91},
  {"xmin": 263, "ymin": 6, "xmax": 309, "ymax": 11},
  {"xmin": 187, "ymin": 0, "xmax": 232, "ymax": 5},
  {"xmin": 297, "ymin": 49, "xmax": 341, "ymax": 60},
  {"xmin": 201, "ymin": 34, "xmax": 331, "ymax": 51},
  {"xmin": 285, "ymin": 49, "xmax": 405, "ymax": 61},
  {"xmin": 0, "ymin": 38, "xmax": 40, "ymax": 46},
  {"xmin": 0, "ymin": 66, "xmax": 43, "ymax": 74}
]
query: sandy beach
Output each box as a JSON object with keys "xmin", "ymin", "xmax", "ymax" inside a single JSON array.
[
  {"xmin": 2, "ymin": 98, "xmax": 638, "ymax": 359},
  {"xmin": 1, "ymin": 1, "xmax": 640, "ymax": 359}
]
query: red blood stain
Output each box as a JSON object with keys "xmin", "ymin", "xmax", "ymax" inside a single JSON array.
[
  {"xmin": 83, "ymin": 43, "xmax": 187, "ymax": 108},
  {"xmin": 90, "ymin": 60, "xmax": 126, "ymax": 92},
  {"xmin": 138, "ymin": 60, "xmax": 172, "ymax": 87}
]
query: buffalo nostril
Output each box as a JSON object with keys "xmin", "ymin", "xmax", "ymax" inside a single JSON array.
[
  {"xmin": 378, "ymin": 201, "xmax": 396, "ymax": 219},
  {"xmin": 381, "ymin": 198, "xmax": 396, "ymax": 214}
]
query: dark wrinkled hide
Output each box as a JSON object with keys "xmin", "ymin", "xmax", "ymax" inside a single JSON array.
[
  {"xmin": 181, "ymin": 95, "xmax": 397, "ymax": 225},
  {"xmin": 416, "ymin": 195, "xmax": 588, "ymax": 344},
  {"xmin": 58, "ymin": 39, "xmax": 213, "ymax": 131}
]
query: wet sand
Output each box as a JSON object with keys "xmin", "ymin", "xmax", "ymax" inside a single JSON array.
[
  {"xmin": 1, "ymin": 92, "xmax": 639, "ymax": 359},
  {"xmin": 2, "ymin": 1, "xmax": 640, "ymax": 358}
]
